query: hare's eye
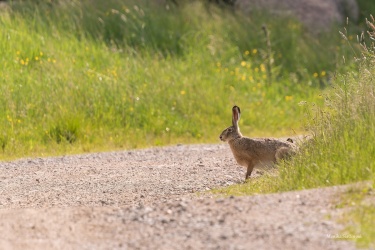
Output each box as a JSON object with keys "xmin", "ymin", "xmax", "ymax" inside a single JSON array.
[{"xmin": 228, "ymin": 128, "xmax": 233, "ymax": 132}]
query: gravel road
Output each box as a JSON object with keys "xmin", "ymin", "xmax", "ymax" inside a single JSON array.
[{"xmin": 0, "ymin": 143, "xmax": 358, "ymax": 249}]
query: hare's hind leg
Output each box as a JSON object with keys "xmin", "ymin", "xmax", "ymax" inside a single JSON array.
[{"xmin": 275, "ymin": 147, "xmax": 293, "ymax": 162}]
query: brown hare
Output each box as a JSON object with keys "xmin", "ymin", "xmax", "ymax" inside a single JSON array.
[{"xmin": 219, "ymin": 106, "xmax": 295, "ymax": 180}]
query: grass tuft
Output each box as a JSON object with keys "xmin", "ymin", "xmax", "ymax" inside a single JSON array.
[{"xmin": 47, "ymin": 117, "xmax": 81, "ymax": 144}]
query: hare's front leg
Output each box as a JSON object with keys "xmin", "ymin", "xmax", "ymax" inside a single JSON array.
[{"xmin": 245, "ymin": 163, "xmax": 255, "ymax": 180}]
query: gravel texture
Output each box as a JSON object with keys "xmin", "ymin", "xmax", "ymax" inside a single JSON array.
[{"xmin": 0, "ymin": 143, "xmax": 358, "ymax": 249}]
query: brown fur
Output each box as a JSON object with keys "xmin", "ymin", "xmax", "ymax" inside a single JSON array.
[{"xmin": 219, "ymin": 106, "xmax": 295, "ymax": 180}]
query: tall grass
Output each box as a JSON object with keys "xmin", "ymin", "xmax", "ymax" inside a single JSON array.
[
  {"xmin": 0, "ymin": 0, "xmax": 349, "ymax": 159},
  {"xmin": 280, "ymin": 16, "xmax": 375, "ymax": 190}
]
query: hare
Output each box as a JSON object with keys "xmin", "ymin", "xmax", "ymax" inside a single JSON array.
[{"xmin": 219, "ymin": 106, "xmax": 295, "ymax": 180}]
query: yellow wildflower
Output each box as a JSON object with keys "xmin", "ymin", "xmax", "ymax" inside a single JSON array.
[
  {"xmin": 313, "ymin": 72, "xmax": 319, "ymax": 78},
  {"xmin": 180, "ymin": 90, "xmax": 186, "ymax": 95},
  {"xmin": 321, "ymin": 71, "xmax": 326, "ymax": 77},
  {"xmin": 260, "ymin": 64, "xmax": 266, "ymax": 72},
  {"xmin": 241, "ymin": 61, "xmax": 246, "ymax": 67},
  {"xmin": 285, "ymin": 96, "xmax": 293, "ymax": 101},
  {"xmin": 252, "ymin": 49, "xmax": 257, "ymax": 55}
]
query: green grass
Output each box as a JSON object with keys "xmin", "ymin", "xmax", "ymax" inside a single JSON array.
[
  {"xmin": 1, "ymin": 0, "xmax": 348, "ymax": 159},
  {"xmin": 335, "ymin": 183, "xmax": 375, "ymax": 248}
]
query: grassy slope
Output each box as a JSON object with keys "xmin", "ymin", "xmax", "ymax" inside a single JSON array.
[{"xmin": 0, "ymin": 0, "xmax": 344, "ymax": 159}]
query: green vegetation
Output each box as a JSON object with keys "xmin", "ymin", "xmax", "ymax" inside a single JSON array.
[
  {"xmin": 1, "ymin": 0, "xmax": 346, "ymax": 159},
  {"xmin": 336, "ymin": 183, "xmax": 375, "ymax": 248}
]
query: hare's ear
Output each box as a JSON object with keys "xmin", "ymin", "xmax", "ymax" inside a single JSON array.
[{"xmin": 232, "ymin": 105, "xmax": 241, "ymax": 128}]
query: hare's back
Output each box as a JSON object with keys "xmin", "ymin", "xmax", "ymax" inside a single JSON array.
[
  {"xmin": 253, "ymin": 138, "xmax": 293, "ymax": 149},
  {"xmin": 231, "ymin": 137, "xmax": 278, "ymax": 153}
]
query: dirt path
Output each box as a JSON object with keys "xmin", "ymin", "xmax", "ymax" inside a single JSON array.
[{"xmin": 0, "ymin": 143, "xmax": 357, "ymax": 249}]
